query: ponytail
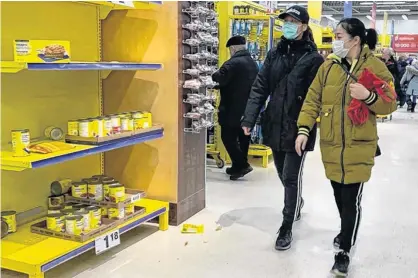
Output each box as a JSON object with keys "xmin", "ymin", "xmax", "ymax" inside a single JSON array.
[
  {"xmin": 338, "ymin": 18, "xmax": 378, "ymax": 50},
  {"xmin": 303, "ymin": 26, "xmax": 315, "ymax": 43},
  {"xmin": 365, "ymin": 28, "xmax": 378, "ymax": 50}
]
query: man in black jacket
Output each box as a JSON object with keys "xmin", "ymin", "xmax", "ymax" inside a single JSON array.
[
  {"xmin": 212, "ymin": 36, "xmax": 258, "ymax": 180},
  {"xmin": 241, "ymin": 6, "xmax": 324, "ymax": 250},
  {"xmin": 382, "ymin": 48, "xmax": 404, "ymax": 107}
]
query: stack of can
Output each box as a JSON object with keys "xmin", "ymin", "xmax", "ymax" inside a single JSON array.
[{"xmin": 67, "ymin": 111, "xmax": 152, "ymax": 138}]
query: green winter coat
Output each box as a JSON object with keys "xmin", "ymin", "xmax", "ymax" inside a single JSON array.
[{"xmin": 297, "ymin": 46, "xmax": 397, "ymax": 184}]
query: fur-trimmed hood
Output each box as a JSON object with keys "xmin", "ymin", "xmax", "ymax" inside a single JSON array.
[{"xmin": 406, "ymin": 65, "xmax": 418, "ymax": 76}]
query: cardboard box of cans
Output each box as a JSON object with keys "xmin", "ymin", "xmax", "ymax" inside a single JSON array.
[
  {"xmin": 67, "ymin": 111, "xmax": 152, "ymax": 138},
  {"xmin": 31, "ymin": 206, "xmax": 146, "ymax": 242}
]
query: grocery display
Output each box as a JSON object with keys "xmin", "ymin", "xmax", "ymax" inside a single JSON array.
[{"xmin": 182, "ymin": 1, "xmax": 219, "ymax": 133}]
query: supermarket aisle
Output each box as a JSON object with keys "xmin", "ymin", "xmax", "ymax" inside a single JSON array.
[{"xmin": 3, "ymin": 109, "xmax": 418, "ymax": 278}]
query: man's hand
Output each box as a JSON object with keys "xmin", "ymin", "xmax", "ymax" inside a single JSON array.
[
  {"xmin": 295, "ymin": 134, "xmax": 308, "ymax": 156},
  {"xmin": 242, "ymin": 126, "xmax": 251, "ymax": 136},
  {"xmin": 349, "ymin": 83, "xmax": 371, "ymax": 100}
]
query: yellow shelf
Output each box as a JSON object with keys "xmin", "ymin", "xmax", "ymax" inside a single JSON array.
[
  {"xmin": 1, "ymin": 198, "xmax": 169, "ymax": 278},
  {"xmin": 229, "ymin": 14, "xmax": 271, "ymax": 20},
  {"xmin": 1, "ymin": 126, "xmax": 164, "ymax": 172}
]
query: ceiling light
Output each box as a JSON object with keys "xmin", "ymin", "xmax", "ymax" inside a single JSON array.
[
  {"xmin": 402, "ymin": 14, "xmax": 408, "ymax": 20},
  {"xmin": 372, "ymin": 9, "xmax": 410, "ymax": 12},
  {"xmin": 366, "ymin": 15, "xmax": 373, "ymax": 20},
  {"xmin": 360, "ymin": 1, "xmax": 406, "ymax": 5}
]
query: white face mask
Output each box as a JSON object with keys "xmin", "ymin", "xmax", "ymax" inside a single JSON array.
[{"xmin": 332, "ymin": 40, "xmax": 351, "ymax": 58}]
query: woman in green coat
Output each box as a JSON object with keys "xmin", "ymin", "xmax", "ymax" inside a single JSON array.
[{"xmin": 295, "ymin": 18, "xmax": 397, "ymax": 277}]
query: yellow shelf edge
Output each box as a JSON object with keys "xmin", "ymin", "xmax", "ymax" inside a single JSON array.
[
  {"xmin": 229, "ymin": 15, "xmax": 271, "ymax": 20},
  {"xmin": 0, "ymin": 61, "xmax": 27, "ymax": 73}
]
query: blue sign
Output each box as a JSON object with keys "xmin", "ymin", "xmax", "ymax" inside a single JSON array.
[{"xmin": 343, "ymin": 1, "xmax": 352, "ymax": 18}]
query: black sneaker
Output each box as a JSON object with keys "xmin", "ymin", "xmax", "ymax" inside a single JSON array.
[
  {"xmin": 275, "ymin": 227, "xmax": 292, "ymax": 251},
  {"xmin": 331, "ymin": 251, "xmax": 350, "ymax": 277},
  {"xmin": 333, "ymin": 232, "xmax": 342, "ymax": 249},
  {"xmin": 295, "ymin": 198, "xmax": 304, "ymax": 221},
  {"xmin": 226, "ymin": 167, "xmax": 237, "ymax": 175},
  {"xmin": 230, "ymin": 165, "xmax": 253, "ymax": 180}
]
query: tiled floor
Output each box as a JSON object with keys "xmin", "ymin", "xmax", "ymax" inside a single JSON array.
[{"xmin": 3, "ymin": 108, "xmax": 418, "ymax": 278}]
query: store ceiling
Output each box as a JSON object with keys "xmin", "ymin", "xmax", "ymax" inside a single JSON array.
[{"xmin": 276, "ymin": 1, "xmax": 418, "ymax": 16}]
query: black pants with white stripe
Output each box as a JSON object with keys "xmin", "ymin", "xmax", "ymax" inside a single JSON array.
[
  {"xmin": 331, "ymin": 181, "xmax": 364, "ymax": 253},
  {"xmin": 273, "ymin": 150, "xmax": 307, "ymax": 229}
]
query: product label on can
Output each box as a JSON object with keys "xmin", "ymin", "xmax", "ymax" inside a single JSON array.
[
  {"xmin": 108, "ymin": 207, "xmax": 125, "ymax": 219},
  {"xmin": 72, "ymin": 183, "xmax": 88, "ymax": 198},
  {"xmin": 79, "ymin": 121, "xmax": 92, "ymax": 137},
  {"xmin": 68, "ymin": 121, "xmax": 79, "ymax": 136},
  {"xmin": 88, "ymin": 183, "xmax": 103, "ymax": 201},
  {"xmin": 109, "ymin": 186, "xmax": 125, "ymax": 203},
  {"xmin": 104, "ymin": 119, "xmax": 112, "ymax": 136},
  {"xmin": 92, "ymin": 119, "xmax": 104, "ymax": 137},
  {"xmin": 11, "ymin": 130, "xmax": 30, "ymax": 157},
  {"xmin": 89, "ymin": 208, "xmax": 102, "ymax": 229}
]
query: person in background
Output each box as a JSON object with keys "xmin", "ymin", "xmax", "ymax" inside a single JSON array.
[
  {"xmin": 382, "ymin": 48, "xmax": 404, "ymax": 107},
  {"xmin": 400, "ymin": 59, "xmax": 418, "ymax": 112},
  {"xmin": 212, "ymin": 36, "xmax": 258, "ymax": 180},
  {"xmin": 241, "ymin": 6, "xmax": 324, "ymax": 251},
  {"xmin": 295, "ymin": 18, "xmax": 397, "ymax": 276},
  {"xmin": 398, "ymin": 54, "xmax": 408, "ymax": 78}
]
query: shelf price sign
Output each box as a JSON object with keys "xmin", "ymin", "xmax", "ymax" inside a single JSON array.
[{"xmin": 95, "ymin": 229, "xmax": 121, "ymax": 255}]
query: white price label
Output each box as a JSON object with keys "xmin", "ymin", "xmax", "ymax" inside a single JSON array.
[
  {"xmin": 95, "ymin": 230, "xmax": 121, "ymax": 255},
  {"xmin": 130, "ymin": 194, "xmax": 141, "ymax": 203},
  {"xmin": 108, "ymin": 1, "xmax": 135, "ymax": 7}
]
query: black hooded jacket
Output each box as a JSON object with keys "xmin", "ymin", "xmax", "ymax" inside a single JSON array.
[
  {"xmin": 241, "ymin": 37, "xmax": 324, "ymax": 152},
  {"xmin": 212, "ymin": 50, "xmax": 258, "ymax": 127}
]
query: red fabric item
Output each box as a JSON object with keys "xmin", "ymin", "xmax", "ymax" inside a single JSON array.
[{"xmin": 347, "ymin": 68, "xmax": 397, "ymax": 125}]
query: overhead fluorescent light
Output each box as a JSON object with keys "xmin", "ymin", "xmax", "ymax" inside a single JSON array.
[
  {"xmin": 372, "ymin": 9, "xmax": 410, "ymax": 12},
  {"xmin": 360, "ymin": 1, "xmax": 405, "ymax": 4},
  {"xmin": 402, "ymin": 14, "xmax": 408, "ymax": 20},
  {"xmin": 276, "ymin": 2, "xmax": 307, "ymax": 6},
  {"xmin": 366, "ymin": 15, "xmax": 373, "ymax": 20}
]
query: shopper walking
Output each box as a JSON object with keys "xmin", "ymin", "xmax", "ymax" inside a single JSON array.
[
  {"xmin": 400, "ymin": 59, "xmax": 418, "ymax": 113},
  {"xmin": 212, "ymin": 36, "xmax": 258, "ymax": 180},
  {"xmin": 241, "ymin": 5, "xmax": 324, "ymax": 250},
  {"xmin": 382, "ymin": 48, "xmax": 404, "ymax": 107},
  {"xmin": 295, "ymin": 18, "xmax": 397, "ymax": 277}
]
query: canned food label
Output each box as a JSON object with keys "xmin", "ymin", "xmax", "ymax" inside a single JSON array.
[
  {"xmin": 79, "ymin": 121, "xmax": 92, "ymax": 137},
  {"xmin": 89, "ymin": 208, "xmax": 102, "ymax": 228},
  {"xmin": 2, "ymin": 214, "xmax": 17, "ymax": 233},
  {"xmin": 104, "ymin": 119, "xmax": 112, "ymax": 136},
  {"xmin": 109, "ymin": 207, "xmax": 125, "ymax": 219},
  {"xmin": 92, "ymin": 119, "xmax": 104, "ymax": 137},
  {"xmin": 88, "ymin": 183, "xmax": 103, "ymax": 201},
  {"xmin": 72, "ymin": 183, "xmax": 88, "ymax": 198},
  {"xmin": 68, "ymin": 121, "xmax": 79, "ymax": 136}
]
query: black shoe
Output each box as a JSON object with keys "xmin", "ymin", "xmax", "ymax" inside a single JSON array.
[
  {"xmin": 294, "ymin": 198, "xmax": 304, "ymax": 221},
  {"xmin": 333, "ymin": 232, "xmax": 343, "ymax": 249},
  {"xmin": 230, "ymin": 165, "xmax": 253, "ymax": 180},
  {"xmin": 226, "ymin": 167, "xmax": 237, "ymax": 175},
  {"xmin": 331, "ymin": 251, "xmax": 350, "ymax": 277},
  {"xmin": 275, "ymin": 227, "xmax": 292, "ymax": 251},
  {"xmin": 412, "ymin": 103, "xmax": 416, "ymax": 113}
]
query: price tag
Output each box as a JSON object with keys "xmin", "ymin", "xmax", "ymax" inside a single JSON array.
[
  {"xmin": 130, "ymin": 193, "xmax": 141, "ymax": 203},
  {"xmin": 95, "ymin": 230, "xmax": 120, "ymax": 255}
]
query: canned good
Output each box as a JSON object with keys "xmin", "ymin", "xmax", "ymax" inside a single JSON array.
[
  {"xmin": 62, "ymin": 208, "xmax": 77, "ymax": 217},
  {"xmin": 103, "ymin": 117, "xmax": 112, "ymax": 136},
  {"xmin": 48, "ymin": 207, "xmax": 63, "ymax": 214},
  {"xmin": 121, "ymin": 116, "xmax": 134, "ymax": 131},
  {"xmin": 48, "ymin": 195, "xmax": 65, "ymax": 209},
  {"xmin": 75, "ymin": 211, "xmax": 91, "ymax": 231},
  {"xmin": 91, "ymin": 117, "xmax": 104, "ymax": 137},
  {"xmin": 108, "ymin": 207, "xmax": 125, "ymax": 220},
  {"xmin": 47, "ymin": 213, "xmax": 65, "ymax": 232},
  {"xmin": 65, "ymin": 216, "xmax": 83, "ymax": 235},
  {"xmin": 91, "ymin": 175, "xmax": 113, "ymax": 181},
  {"xmin": 72, "ymin": 181, "xmax": 88, "ymax": 198},
  {"xmin": 103, "ymin": 179, "xmax": 120, "ymax": 201},
  {"xmin": 44, "ymin": 126, "xmax": 64, "ymax": 140},
  {"xmin": 1, "ymin": 211, "xmax": 17, "ymax": 233},
  {"xmin": 11, "ymin": 129, "xmax": 30, "ymax": 157},
  {"xmin": 131, "ymin": 112, "xmax": 143, "ymax": 130},
  {"xmin": 1, "ymin": 218, "xmax": 9, "ymax": 238},
  {"xmin": 67, "ymin": 120, "xmax": 79, "ymax": 136},
  {"xmin": 110, "ymin": 114, "xmax": 121, "ymax": 134},
  {"xmin": 101, "ymin": 207, "xmax": 108, "ymax": 217},
  {"xmin": 86, "ymin": 206, "xmax": 101, "ymax": 228},
  {"xmin": 64, "ymin": 202, "xmax": 77, "ymax": 209},
  {"xmin": 78, "ymin": 119, "xmax": 93, "ymax": 137},
  {"xmin": 87, "ymin": 179, "xmax": 103, "ymax": 201},
  {"xmin": 125, "ymin": 203, "xmax": 135, "ymax": 215},
  {"xmin": 109, "ymin": 185, "xmax": 125, "ymax": 203},
  {"xmin": 51, "ymin": 179, "xmax": 73, "ymax": 196},
  {"xmin": 73, "ymin": 203, "xmax": 87, "ymax": 212},
  {"xmin": 142, "ymin": 112, "xmax": 152, "ymax": 129}
]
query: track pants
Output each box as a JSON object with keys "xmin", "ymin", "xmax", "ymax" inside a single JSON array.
[
  {"xmin": 331, "ymin": 181, "xmax": 364, "ymax": 253},
  {"xmin": 273, "ymin": 150, "xmax": 307, "ymax": 229},
  {"xmin": 221, "ymin": 125, "xmax": 251, "ymax": 169}
]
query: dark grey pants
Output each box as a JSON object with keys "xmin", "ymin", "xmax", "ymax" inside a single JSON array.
[{"xmin": 273, "ymin": 150, "xmax": 307, "ymax": 229}]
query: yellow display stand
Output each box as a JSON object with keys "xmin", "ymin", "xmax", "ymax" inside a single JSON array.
[
  {"xmin": 1, "ymin": 199, "xmax": 168, "ymax": 278},
  {"xmin": 0, "ymin": 1, "xmax": 176, "ymax": 276}
]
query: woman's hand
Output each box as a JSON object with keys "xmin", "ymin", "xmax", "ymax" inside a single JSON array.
[
  {"xmin": 349, "ymin": 83, "xmax": 371, "ymax": 100},
  {"xmin": 295, "ymin": 134, "xmax": 308, "ymax": 156},
  {"xmin": 242, "ymin": 126, "xmax": 251, "ymax": 136}
]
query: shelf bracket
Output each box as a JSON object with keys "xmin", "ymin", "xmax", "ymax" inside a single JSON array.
[
  {"xmin": 100, "ymin": 70, "xmax": 112, "ymax": 79},
  {"xmin": 98, "ymin": 5, "xmax": 113, "ymax": 20}
]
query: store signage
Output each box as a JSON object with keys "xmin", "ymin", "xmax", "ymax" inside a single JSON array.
[
  {"xmin": 392, "ymin": 35, "xmax": 418, "ymax": 53},
  {"xmin": 95, "ymin": 229, "xmax": 121, "ymax": 254}
]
